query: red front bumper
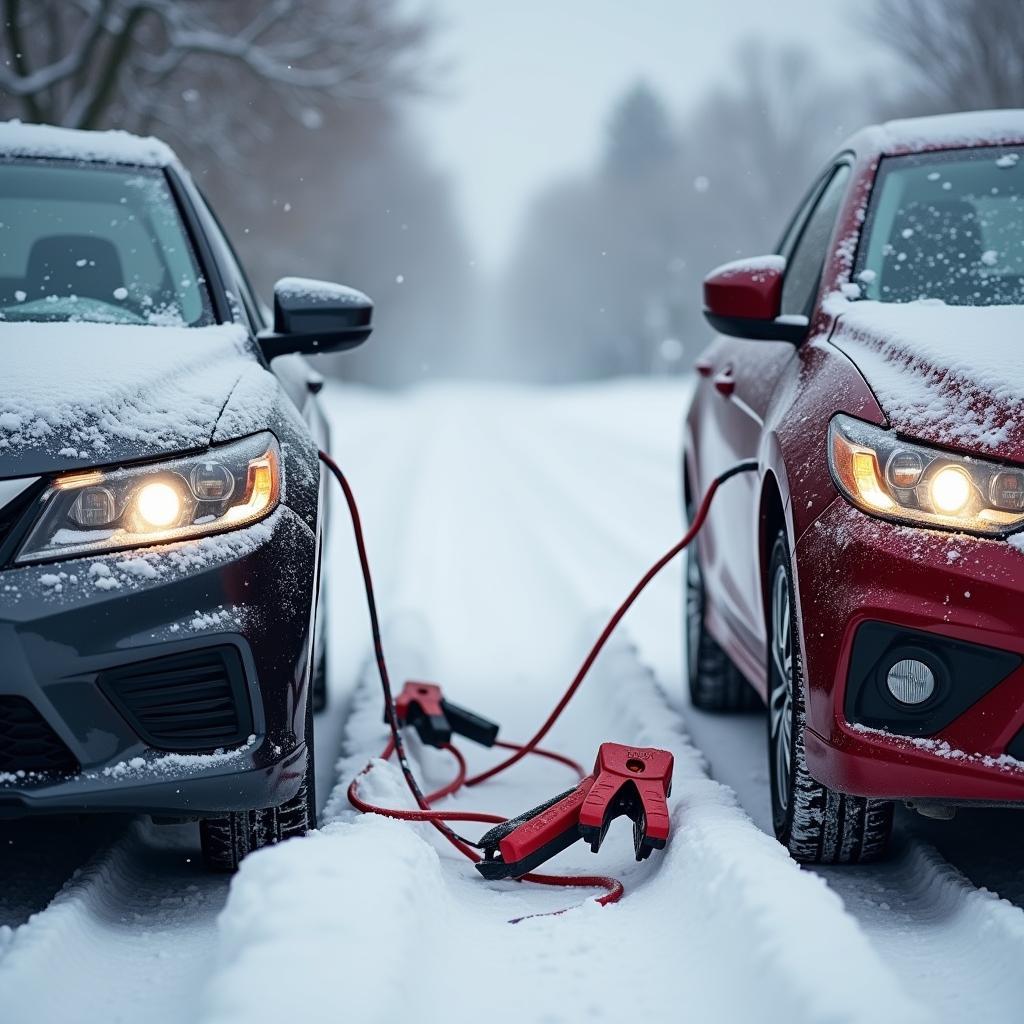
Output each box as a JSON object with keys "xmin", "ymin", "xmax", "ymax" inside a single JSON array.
[{"xmin": 795, "ymin": 498, "xmax": 1024, "ymax": 803}]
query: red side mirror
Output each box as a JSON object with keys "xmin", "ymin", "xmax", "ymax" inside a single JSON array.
[{"xmin": 702, "ymin": 256, "xmax": 806, "ymax": 343}]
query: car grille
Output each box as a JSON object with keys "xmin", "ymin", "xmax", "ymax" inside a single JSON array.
[
  {"xmin": 97, "ymin": 646, "xmax": 254, "ymax": 753},
  {"xmin": 0, "ymin": 696, "xmax": 80, "ymax": 777}
]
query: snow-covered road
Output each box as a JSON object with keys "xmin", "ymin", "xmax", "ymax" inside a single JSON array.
[{"xmin": 3, "ymin": 380, "xmax": 1024, "ymax": 1023}]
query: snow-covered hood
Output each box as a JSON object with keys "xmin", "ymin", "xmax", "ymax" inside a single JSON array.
[
  {"xmin": 827, "ymin": 296, "xmax": 1024, "ymax": 459},
  {"xmin": 0, "ymin": 322, "xmax": 257, "ymax": 478}
]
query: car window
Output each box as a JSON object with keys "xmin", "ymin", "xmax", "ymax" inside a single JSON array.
[
  {"xmin": 781, "ymin": 164, "xmax": 851, "ymax": 316},
  {"xmin": 192, "ymin": 190, "xmax": 264, "ymax": 332},
  {"xmin": 0, "ymin": 161, "xmax": 211, "ymax": 326},
  {"xmin": 856, "ymin": 147, "xmax": 1024, "ymax": 305}
]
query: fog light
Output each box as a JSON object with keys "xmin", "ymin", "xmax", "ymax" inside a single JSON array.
[{"xmin": 886, "ymin": 659, "xmax": 936, "ymax": 705}]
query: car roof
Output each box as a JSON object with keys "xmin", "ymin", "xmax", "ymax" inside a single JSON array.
[
  {"xmin": 0, "ymin": 120, "xmax": 178, "ymax": 169},
  {"xmin": 842, "ymin": 109, "xmax": 1024, "ymax": 160}
]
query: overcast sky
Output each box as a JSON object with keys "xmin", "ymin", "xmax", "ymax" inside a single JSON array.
[{"xmin": 414, "ymin": 0, "xmax": 890, "ymax": 271}]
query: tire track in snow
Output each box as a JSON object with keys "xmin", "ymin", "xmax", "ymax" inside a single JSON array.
[
  {"xmin": 199, "ymin": 384, "xmax": 924, "ymax": 1024},
  {"xmin": 201, "ymin": 622, "xmax": 924, "ymax": 1024},
  {"xmin": 0, "ymin": 820, "xmax": 227, "ymax": 1024},
  {"xmin": 682, "ymin": 688, "xmax": 1024, "ymax": 1021},
  {"xmin": 0, "ymin": 814, "xmax": 128, "ymax": 931},
  {"xmin": 0, "ymin": 714, "xmax": 345, "ymax": 1024}
]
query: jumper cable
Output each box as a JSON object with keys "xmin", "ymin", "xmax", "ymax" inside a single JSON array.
[{"xmin": 320, "ymin": 450, "xmax": 757, "ymax": 910}]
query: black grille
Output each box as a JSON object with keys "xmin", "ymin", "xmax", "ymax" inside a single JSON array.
[
  {"xmin": 0, "ymin": 696, "xmax": 79, "ymax": 776},
  {"xmin": 98, "ymin": 646, "xmax": 254, "ymax": 753}
]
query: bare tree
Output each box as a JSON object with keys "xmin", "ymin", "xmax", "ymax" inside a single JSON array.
[
  {"xmin": 500, "ymin": 45, "xmax": 871, "ymax": 382},
  {"xmin": 0, "ymin": 0, "xmax": 434, "ymax": 138},
  {"xmin": 866, "ymin": 0, "xmax": 1024, "ymax": 113}
]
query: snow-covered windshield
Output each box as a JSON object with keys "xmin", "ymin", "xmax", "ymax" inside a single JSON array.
[
  {"xmin": 857, "ymin": 147, "xmax": 1024, "ymax": 306},
  {"xmin": 0, "ymin": 161, "xmax": 211, "ymax": 326}
]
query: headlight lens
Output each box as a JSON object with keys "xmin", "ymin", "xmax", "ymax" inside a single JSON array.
[
  {"xmin": 17, "ymin": 432, "xmax": 281, "ymax": 564},
  {"xmin": 828, "ymin": 414, "xmax": 1024, "ymax": 536}
]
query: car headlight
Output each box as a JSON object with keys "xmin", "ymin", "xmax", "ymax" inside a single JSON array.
[
  {"xmin": 828, "ymin": 414, "xmax": 1024, "ymax": 536},
  {"xmin": 17, "ymin": 432, "xmax": 281, "ymax": 564}
]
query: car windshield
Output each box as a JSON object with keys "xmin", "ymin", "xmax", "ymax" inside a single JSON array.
[
  {"xmin": 0, "ymin": 161, "xmax": 211, "ymax": 326},
  {"xmin": 856, "ymin": 147, "xmax": 1024, "ymax": 306}
]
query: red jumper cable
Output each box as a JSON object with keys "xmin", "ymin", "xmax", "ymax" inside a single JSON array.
[{"xmin": 320, "ymin": 450, "xmax": 757, "ymax": 909}]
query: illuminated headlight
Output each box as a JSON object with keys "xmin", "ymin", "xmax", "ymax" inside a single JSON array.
[
  {"xmin": 828, "ymin": 414, "xmax": 1024, "ymax": 536},
  {"xmin": 17, "ymin": 432, "xmax": 281, "ymax": 564}
]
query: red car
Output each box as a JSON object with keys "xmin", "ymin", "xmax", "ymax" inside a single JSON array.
[{"xmin": 684, "ymin": 111, "xmax": 1024, "ymax": 864}]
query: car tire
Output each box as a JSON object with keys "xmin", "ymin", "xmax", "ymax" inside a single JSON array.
[
  {"xmin": 766, "ymin": 530, "xmax": 893, "ymax": 863},
  {"xmin": 200, "ymin": 693, "xmax": 317, "ymax": 872},
  {"xmin": 685, "ymin": 530, "xmax": 761, "ymax": 712}
]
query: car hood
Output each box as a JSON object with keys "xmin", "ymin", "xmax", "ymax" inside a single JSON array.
[
  {"xmin": 827, "ymin": 296, "xmax": 1024, "ymax": 460},
  {"xmin": 0, "ymin": 322, "xmax": 256, "ymax": 479}
]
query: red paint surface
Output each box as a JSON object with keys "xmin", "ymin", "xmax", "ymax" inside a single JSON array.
[{"xmin": 685, "ymin": 120, "xmax": 1024, "ymax": 802}]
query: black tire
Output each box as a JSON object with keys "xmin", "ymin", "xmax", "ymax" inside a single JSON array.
[
  {"xmin": 766, "ymin": 530, "xmax": 893, "ymax": 863},
  {"xmin": 685, "ymin": 531, "xmax": 761, "ymax": 712},
  {"xmin": 200, "ymin": 695, "xmax": 317, "ymax": 872}
]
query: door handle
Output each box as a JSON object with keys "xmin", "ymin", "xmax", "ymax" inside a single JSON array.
[
  {"xmin": 695, "ymin": 356, "xmax": 714, "ymax": 378},
  {"xmin": 713, "ymin": 368, "xmax": 735, "ymax": 398}
]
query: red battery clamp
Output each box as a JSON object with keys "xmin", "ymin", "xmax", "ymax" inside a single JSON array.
[
  {"xmin": 391, "ymin": 681, "xmax": 500, "ymax": 748},
  {"xmin": 477, "ymin": 742, "xmax": 674, "ymax": 880}
]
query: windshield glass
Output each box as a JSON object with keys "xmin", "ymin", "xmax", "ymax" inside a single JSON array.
[
  {"xmin": 0, "ymin": 161, "xmax": 211, "ymax": 326},
  {"xmin": 856, "ymin": 147, "xmax": 1024, "ymax": 306}
]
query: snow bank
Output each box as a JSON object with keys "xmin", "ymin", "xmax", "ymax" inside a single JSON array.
[
  {"xmin": 827, "ymin": 294, "xmax": 1024, "ymax": 450},
  {"xmin": 0, "ymin": 120, "xmax": 175, "ymax": 166}
]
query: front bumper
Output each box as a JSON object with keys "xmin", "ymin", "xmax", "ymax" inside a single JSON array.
[
  {"xmin": 796, "ymin": 498, "xmax": 1024, "ymax": 803},
  {"xmin": 0, "ymin": 505, "xmax": 316, "ymax": 818}
]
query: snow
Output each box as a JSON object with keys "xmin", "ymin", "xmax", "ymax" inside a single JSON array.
[
  {"xmin": 826, "ymin": 293, "xmax": 1024, "ymax": 450},
  {"xmin": 860, "ymin": 110, "xmax": 1024, "ymax": 155},
  {"xmin": 275, "ymin": 276, "xmax": 371, "ymax": 306},
  {"xmin": 200, "ymin": 383, "xmax": 922, "ymax": 1024},
  {"xmin": 0, "ymin": 120, "xmax": 176, "ymax": 167},
  {"xmin": 6, "ymin": 381, "xmax": 1024, "ymax": 1023},
  {"xmin": 0, "ymin": 322, "xmax": 250, "ymax": 461},
  {"xmin": 705, "ymin": 254, "xmax": 785, "ymax": 281}
]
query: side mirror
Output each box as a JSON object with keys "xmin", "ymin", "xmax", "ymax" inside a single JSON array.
[
  {"xmin": 258, "ymin": 277, "xmax": 373, "ymax": 360},
  {"xmin": 703, "ymin": 256, "xmax": 807, "ymax": 343}
]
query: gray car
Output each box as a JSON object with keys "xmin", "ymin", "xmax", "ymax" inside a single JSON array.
[{"xmin": 0, "ymin": 122, "xmax": 372, "ymax": 869}]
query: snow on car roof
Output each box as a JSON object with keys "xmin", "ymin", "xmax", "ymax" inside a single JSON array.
[
  {"xmin": 850, "ymin": 110, "xmax": 1024, "ymax": 158},
  {"xmin": 0, "ymin": 120, "xmax": 177, "ymax": 167}
]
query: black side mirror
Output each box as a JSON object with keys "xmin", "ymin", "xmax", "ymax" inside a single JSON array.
[{"xmin": 258, "ymin": 277, "xmax": 373, "ymax": 360}]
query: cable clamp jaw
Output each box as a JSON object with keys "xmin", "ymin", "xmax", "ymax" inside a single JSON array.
[
  {"xmin": 390, "ymin": 681, "xmax": 500, "ymax": 749},
  {"xmin": 475, "ymin": 742, "xmax": 673, "ymax": 880}
]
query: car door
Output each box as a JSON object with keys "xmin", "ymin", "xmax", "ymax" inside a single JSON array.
[{"xmin": 696, "ymin": 162, "xmax": 852, "ymax": 682}]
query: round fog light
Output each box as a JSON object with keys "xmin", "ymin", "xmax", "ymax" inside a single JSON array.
[{"xmin": 886, "ymin": 659, "xmax": 936, "ymax": 705}]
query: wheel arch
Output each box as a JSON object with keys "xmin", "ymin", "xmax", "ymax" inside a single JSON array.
[{"xmin": 758, "ymin": 470, "xmax": 787, "ymax": 633}]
